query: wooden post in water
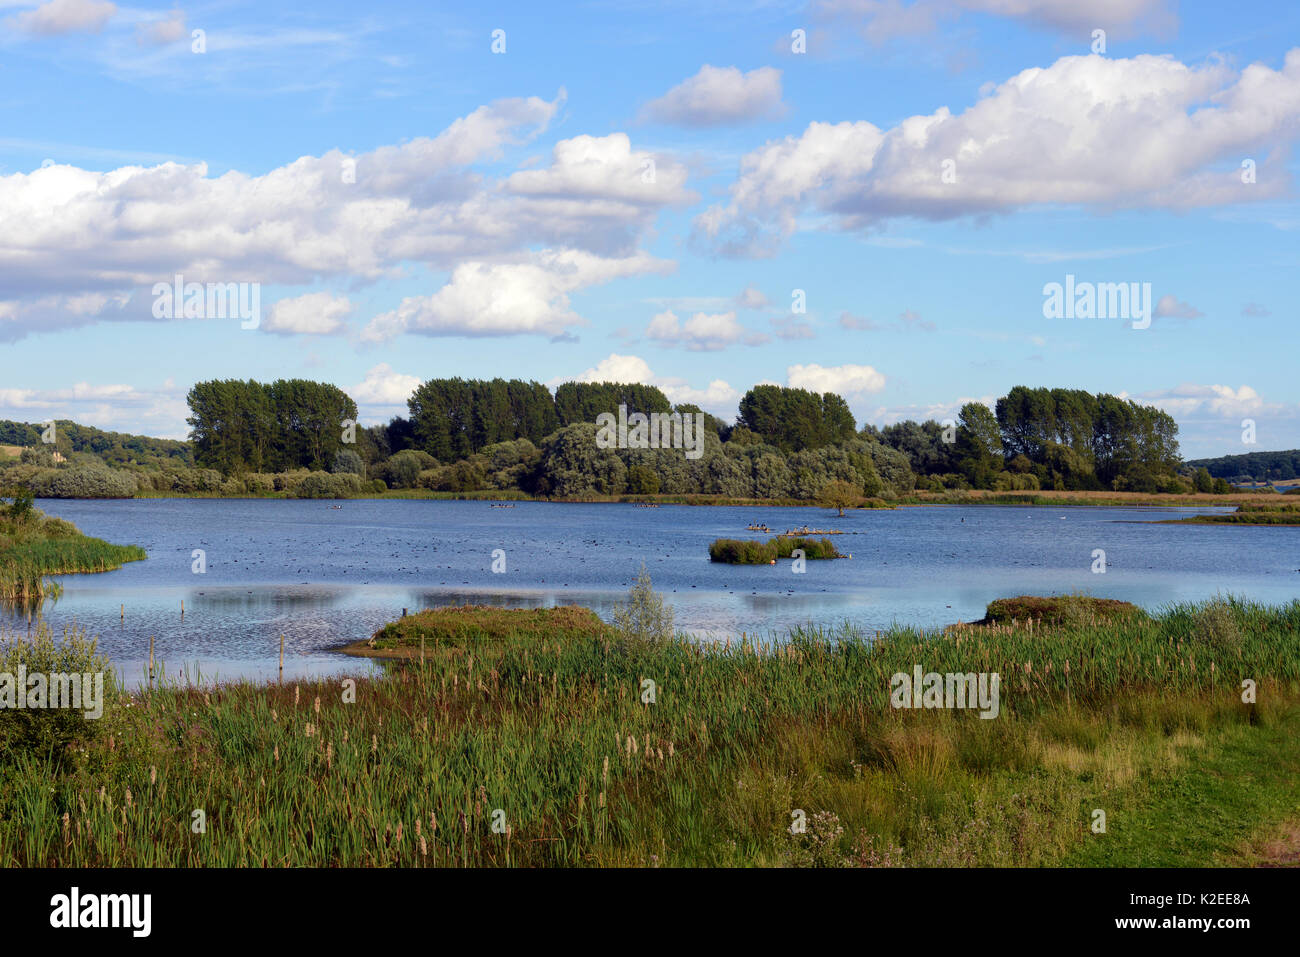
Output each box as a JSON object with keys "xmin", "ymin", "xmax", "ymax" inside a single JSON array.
[
  {"xmin": 121, "ymin": 603, "xmax": 124, "ymax": 622},
  {"xmin": 279, "ymin": 634, "xmax": 285, "ymax": 682},
  {"xmin": 181, "ymin": 599, "xmax": 184, "ymax": 618},
  {"xmin": 148, "ymin": 636, "xmax": 155, "ymax": 690}
]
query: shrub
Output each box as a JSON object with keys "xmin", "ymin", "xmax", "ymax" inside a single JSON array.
[
  {"xmin": 168, "ymin": 468, "xmax": 224, "ymax": 494},
  {"xmin": 332, "ymin": 449, "xmax": 365, "ymax": 477},
  {"xmin": 27, "ymin": 467, "xmax": 137, "ymax": 499},
  {"xmin": 38, "ymin": 517, "xmax": 78, "ymax": 538},
  {"xmin": 1190, "ymin": 598, "xmax": 1243, "ymax": 653},
  {"xmin": 273, "ymin": 470, "xmax": 312, "ymax": 493},
  {"xmin": 4, "ymin": 488, "xmax": 35, "ymax": 522},
  {"xmin": 0, "ymin": 621, "xmax": 118, "ymax": 767},
  {"xmin": 612, "ymin": 564, "xmax": 675, "ymax": 648},
  {"xmin": 294, "ymin": 471, "xmax": 358, "ymax": 499},
  {"xmin": 245, "ymin": 473, "xmax": 276, "ymax": 495},
  {"xmin": 385, "ymin": 450, "xmax": 437, "ymax": 489}
]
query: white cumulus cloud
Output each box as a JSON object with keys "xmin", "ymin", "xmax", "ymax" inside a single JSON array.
[
  {"xmin": 264, "ymin": 291, "xmax": 352, "ymax": 336},
  {"xmin": 787, "ymin": 362, "xmax": 886, "ymax": 396},
  {"xmin": 696, "ymin": 49, "xmax": 1300, "ymax": 255},
  {"xmin": 640, "ymin": 65, "xmax": 785, "ymax": 128}
]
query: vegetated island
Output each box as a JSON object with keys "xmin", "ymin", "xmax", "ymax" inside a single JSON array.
[
  {"xmin": 1159, "ymin": 503, "xmax": 1300, "ymax": 526},
  {"xmin": 0, "ymin": 489, "xmax": 146, "ymax": 604},
  {"xmin": 6, "ymin": 588, "xmax": 1299, "ymax": 867},
  {"xmin": 709, "ymin": 535, "xmax": 845, "ymax": 564}
]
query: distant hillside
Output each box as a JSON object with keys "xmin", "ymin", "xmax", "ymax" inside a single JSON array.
[
  {"xmin": 1185, "ymin": 449, "xmax": 1300, "ymax": 483},
  {"xmin": 0, "ymin": 419, "xmax": 192, "ymax": 470}
]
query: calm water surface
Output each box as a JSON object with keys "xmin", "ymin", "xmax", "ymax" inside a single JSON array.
[{"xmin": 7, "ymin": 498, "xmax": 1297, "ymax": 686}]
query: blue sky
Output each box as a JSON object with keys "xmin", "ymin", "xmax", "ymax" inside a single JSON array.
[{"xmin": 0, "ymin": 0, "xmax": 1297, "ymax": 459}]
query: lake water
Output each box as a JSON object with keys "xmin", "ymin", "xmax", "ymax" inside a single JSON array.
[{"xmin": 6, "ymin": 498, "xmax": 1298, "ymax": 686}]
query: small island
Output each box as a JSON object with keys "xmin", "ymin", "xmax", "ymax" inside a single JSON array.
[
  {"xmin": 709, "ymin": 535, "xmax": 845, "ymax": 564},
  {"xmin": 1161, "ymin": 503, "xmax": 1300, "ymax": 526}
]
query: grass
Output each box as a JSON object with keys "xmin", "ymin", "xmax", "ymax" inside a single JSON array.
[
  {"xmin": 1062, "ymin": 699, "xmax": 1300, "ymax": 867},
  {"xmin": 1, "ymin": 595, "xmax": 1298, "ymax": 867},
  {"xmin": 0, "ymin": 509, "xmax": 147, "ymax": 603}
]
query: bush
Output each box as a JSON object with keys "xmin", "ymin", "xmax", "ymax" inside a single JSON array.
[
  {"xmin": 168, "ymin": 468, "xmax": 224, "ymax": 494},
  {"xmin": 385, "ymin": 450, "xmax": 437, "ymax": 489},
  {"xmin": 0, "ymin": 622, "xmax": 118, "ymax": 767},
  {"xmin": 27, "ymin": 467, "xmax": 137, "ymax": 499},
  {"xmin": 245, "ymin": 473, "xmax": 276, "ymax": 495},
  {"xmin": 332, "ymin": 449, "xmax": 365, "ymax": 477},
  {"xmin": 273, "ymin": 470, "xmax": 312, "ymax": 493},
  {"xmin": 1190, "ymin": 598, "xmax": 1243, "ymax": 653},
  {"xmin": 611, "ymin": 564, "xmax": 675, "ymax": 648},
  {"xmin": 4, "ymin": 487, "xmax": 35, "ymax": 522},
  {"xmin": 294, "ymin": 471, "xmax": 359, "ymax": 499},
  {"xmin": 38, "ymin": 516, "xmax": 78, "ymax": 538}
]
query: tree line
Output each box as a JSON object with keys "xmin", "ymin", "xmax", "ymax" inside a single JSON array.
[
  {"xmin": 2, "ymin": 376, "xmax": 1202, "ymax": 499},
  {"xmin": 1185, "ymin": 449, "xmax": 1300, "ymax": 483}
]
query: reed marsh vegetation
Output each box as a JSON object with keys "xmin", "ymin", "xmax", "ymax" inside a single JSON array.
[
  {"xmin": 1, "ymin": 594, "xmax": 1297, "ymax": 867},
  {"xmin": 0, "ymin": 494, "xmax": 146, "ymax": 603}
]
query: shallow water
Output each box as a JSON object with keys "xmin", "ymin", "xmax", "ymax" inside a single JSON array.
[{"xmin": 7, "ymin": 498, "xmax": 1297, "ymax": 686}]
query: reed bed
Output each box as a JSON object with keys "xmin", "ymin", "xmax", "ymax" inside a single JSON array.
[
  {"xmin": 1, "ymin": 596, "xmax": 1297, "ymax": 867},
  {"xmin": 0, "ymin": 511, "xmax": 147, "ymax": 603}
]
